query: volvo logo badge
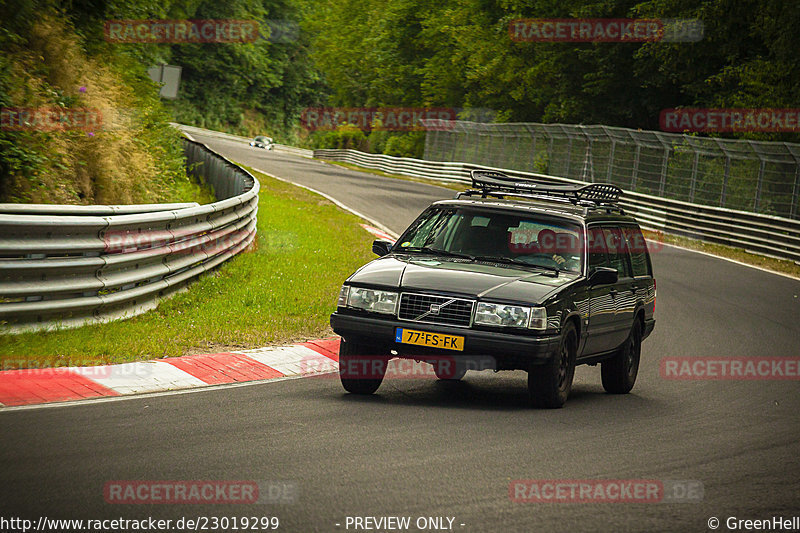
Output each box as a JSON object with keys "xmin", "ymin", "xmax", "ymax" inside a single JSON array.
[{"xmin": 412, "ymin": 298, "xmax": 456, "ymax": 322}]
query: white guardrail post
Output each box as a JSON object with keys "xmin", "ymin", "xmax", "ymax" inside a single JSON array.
[
  {"xmin": 313, "ymin": 148, "xmax": 800, "ymax": 264},
  {"xmin": 0, "ymin": 138, "xmax": 259, "ymax": 333}
]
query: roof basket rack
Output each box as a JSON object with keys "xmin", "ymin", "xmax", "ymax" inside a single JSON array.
[{"xmin": 460, "ymin": 169, "xmax": 623, "ymax": 210}]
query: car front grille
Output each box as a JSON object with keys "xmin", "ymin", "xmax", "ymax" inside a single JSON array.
[{"xmin": 398, "ymin": 293, "xmax": 475, "ymax": 327}]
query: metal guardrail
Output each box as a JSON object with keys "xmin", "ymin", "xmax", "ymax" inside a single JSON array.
[
  {"xmin": 173, "ymin": 123, "xmax": 314, "ymax": 158},
  {"xmin": 0, "ymin": 138, "xmax": 259, "ymax": 333},
  {"xmin": 315, "ymin": 148, "xmax": 800, "ymax": 263},
  {"xmin": 273, "ymin": 144, "xmax": 314, "ymax": 158}
]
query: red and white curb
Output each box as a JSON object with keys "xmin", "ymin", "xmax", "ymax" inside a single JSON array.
[
  {"xmin": 360, "ymin": 224, "xmax": 396, "ymax": 242},
  {"xmin": 0, "ymin": 338, "xmax": 340, "ymax": 408}
]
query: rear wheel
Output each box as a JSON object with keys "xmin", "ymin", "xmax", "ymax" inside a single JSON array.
[
  {"xmin": 601, "ymin": 319, "xmax": 642, "ymax": 394},
  {"xmin": 338, "ymin": 338, "xmax": 387, "ymax": 395},
  {"xmin": 528, "ymin": 322, "xmax": 577, "ymax": 408}
]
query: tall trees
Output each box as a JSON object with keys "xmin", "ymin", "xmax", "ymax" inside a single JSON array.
[{"xmin": 304, "ymin": 0, "xmax": 799, "ymax": 141}]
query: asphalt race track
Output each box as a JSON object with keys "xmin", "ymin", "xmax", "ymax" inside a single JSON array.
[{"xmin": 1, "ymin": 132, "xmax": 799, "ymax": 533}]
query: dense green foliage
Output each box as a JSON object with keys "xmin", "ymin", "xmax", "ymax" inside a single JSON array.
[
  {"xmin": 58, "ymin": 0, "xmax": 324, "ymax": 141},
  {"xmin": 304, "ymin": 0, "xmax": 799, "ymax": 142},
  {"xmin": 0, "ymin": 0, "xmax": 323, "ymax": 203},
  {"xmin": 0, "ymin": 0, "xmax": 213, "ymax": 204},
  {"xmin": 2, "ymin": 0, "xmax": 797, "ymax": 197}
]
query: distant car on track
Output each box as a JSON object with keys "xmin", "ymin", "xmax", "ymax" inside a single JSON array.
[
  {"xmin": 330, "ymin": 170, "xmax": 656, "ymax": 408},
  {"xmin": 249, "ymin": 136, "xmax": 273, "ymax": 150}
]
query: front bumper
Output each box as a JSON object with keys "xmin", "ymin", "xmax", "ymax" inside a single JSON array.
[{"xmin": 330, "ymin": 311, "xmax": 561, "ymax": 365}]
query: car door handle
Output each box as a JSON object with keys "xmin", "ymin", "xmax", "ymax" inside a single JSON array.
[{"xmin": 609, "ymin": 288, "xmax": 618, "ymax": 297}]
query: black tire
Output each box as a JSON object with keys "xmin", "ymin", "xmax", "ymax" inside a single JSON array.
[
  {"xmin": 601, "ymin": 319, "xmax": 642, "ymax": 394},
  {"xmin": 433, "ymin": 359, "xmax": 467, "ymax": 381},
  {"xmin": 528, "ymin": 321, "xmax": 577, "ymax": 408},
  {"xmin": 338, "ymin": 338, "xmax": 387, "ymax": 395}
]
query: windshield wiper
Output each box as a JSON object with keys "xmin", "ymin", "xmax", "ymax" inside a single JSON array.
[
  {"xmin": 472, "ymin": 255, "xmax": 560, "ymax": 274},
  {"xmin": 403, "ymin": 247, "xmax": 475, "ymax": 260}
]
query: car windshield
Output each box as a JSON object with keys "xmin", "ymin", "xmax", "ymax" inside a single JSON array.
[
  {"xmin": 396, "ymin": 208, "xmax": 584, "ymax": 273},
  {"xmin": 254, "ymin": 136, "xmax": 269, "ymax": 142}
]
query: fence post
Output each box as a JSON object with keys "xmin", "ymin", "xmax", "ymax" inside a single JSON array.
[
  {"xmin": 513, "ymin": 127, "xmax": 523, "ymax": 169},
  {"xmin": 472, "ymin": 125, "xmax": 482, "ymax": 164},
  {"xmin": 581, "ymin": 128, "xmax": 595, "ymax": 182},
  {"xmin": 754, "ymin": 158, "xmax": 766, "ymax": 212},
  {"xmin": 658, "ymin": 140, "xmax": 670, "ymax": 196},
  {"xmin": 791, "ymin": 157, "xmax": 800, "ymax": 219},
  {"xmin": 689, "ymin": 150, "xmax": 700, "ymax": 203},
  {"xmin": 526, "ymin": 124, "xmax": 538, "ymax": 172},
  {"xmin": 606, "ymin": 136, "xmax": 616, "ymax": 184},
  {"xmin": 424, "ymin": 128, "xmax": 436, "ymax": 160},
  {"xmin": 500, "ymin": 131, "xmax": 509, "ymax": 168},
  {"xmin": 631, "ymin": 143, "xmax": 641, "ymax": 189},
  {"xmin": 720, "ymin": 155, "xmax": 731, "ymax": 207}
]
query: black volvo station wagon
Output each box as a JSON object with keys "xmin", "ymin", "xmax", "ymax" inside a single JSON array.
[{"xmin": 330, "ymin": 170, "xmax": 656, "ymax": 408}]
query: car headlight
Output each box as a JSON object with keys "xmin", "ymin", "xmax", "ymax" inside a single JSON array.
[
  {"xmin": 474, "ymin": 302, "xmax": 531, "ymax": 328},
  {"xmin": 473, "ymin": 303, "xmax": 547, "ymax": 329},
  {"xmin": 346, "ymin": 287, "xmax": 399, "ymax": 315}
]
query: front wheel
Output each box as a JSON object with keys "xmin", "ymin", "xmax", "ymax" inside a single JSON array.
[
  {"xmin": 433, "ymin": 359, "xmax": 467, "ymax": 381},
  {"xmin": 338, "ymin": 338, "xmax": 387, "ymax": 395},
  {"xmin": 601, "ymin": 319, "xmax": 642, "ymax": 394},
  {"xmin": 528, "ymin": 322, "xmax": 577, "ymax": 408}
]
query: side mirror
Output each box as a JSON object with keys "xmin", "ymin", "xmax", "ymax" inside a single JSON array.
[
  {"xmin": 589, "ymin": 266, "xmax": 618, "ymax": 286},
  {"xmin": 372, "ymin": 239, "xmax": 393, "ymax": 257}
]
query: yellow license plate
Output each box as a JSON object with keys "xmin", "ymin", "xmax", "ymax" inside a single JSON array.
[{"xmin": 395, "ymin": 328, "xmax": 464, "ymax": 351}]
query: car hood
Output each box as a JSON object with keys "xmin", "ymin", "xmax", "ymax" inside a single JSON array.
[{"xmin": 348, "ymin": 255, "xmax": 579, "ymax": 305}]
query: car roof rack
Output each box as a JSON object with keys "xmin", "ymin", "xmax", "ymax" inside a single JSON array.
[{"xmin": 458, "ymin": 169, "xmax": 624, "ymax": 213}]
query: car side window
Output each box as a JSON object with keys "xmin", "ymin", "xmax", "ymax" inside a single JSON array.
[
  {"xmin": 601, "ymin": 227, "xmax": 632, "ymax": 278},
  {"xmin": 621, "ymin": 226, "xmax": 651, "ymax": 277},
  {"xmin": 587, "ymin": 226, "xmax": 609, "ymax": 270}
]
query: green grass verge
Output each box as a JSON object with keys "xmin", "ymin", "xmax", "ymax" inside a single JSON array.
[
  {"xmin": 0, "ymin": 168, "xmax": 375, "ymax": 369},
  {"xmin": 323, "ymin": 160, "xmax": 800, "ymax": 279}
]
